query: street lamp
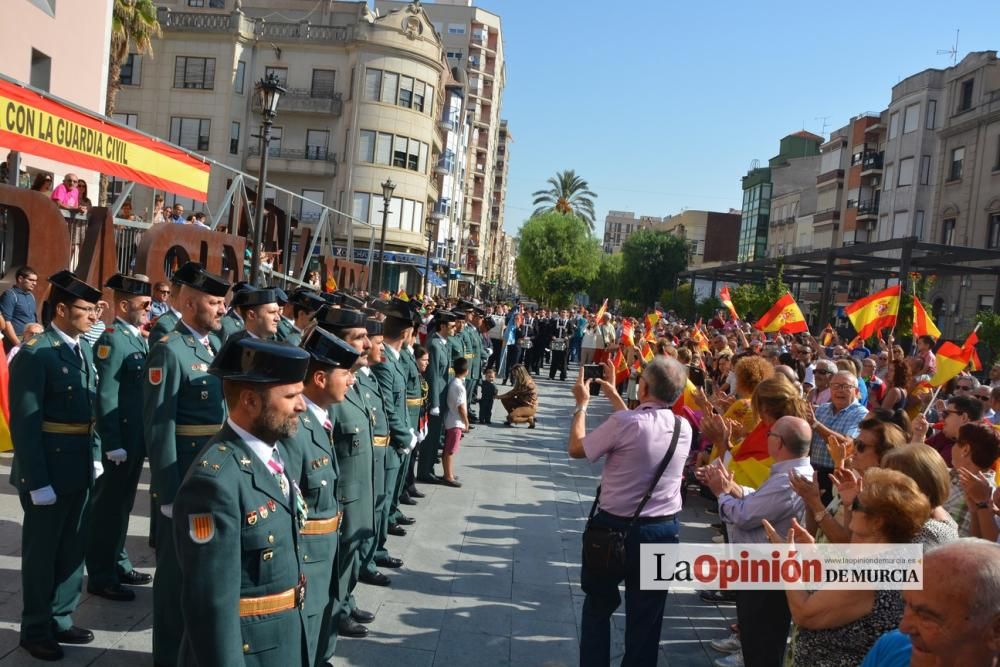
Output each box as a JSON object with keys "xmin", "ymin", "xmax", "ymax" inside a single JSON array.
[
  {"xmin": 249, "ymin": 73, "xmax": 285, "ymax": 286},
  {"xmin": 446, "ymin": 236, "xmax": 455, "ymax": 297},
  {"xmin": 423, "ymin": 217, "xmax": 435, "ymax": 298},
  {"xmin": 375, "ymin": 178, "xmax": 396, "ymax": 293}
]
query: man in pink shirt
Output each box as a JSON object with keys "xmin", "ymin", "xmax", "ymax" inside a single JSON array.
[
  {"xmin": 51, "ymin": 174, "xmax": 80, "ymax": 211},
  {"xmin": 568, "ymin": 356, "xmax": 692, "ymax": 667}
]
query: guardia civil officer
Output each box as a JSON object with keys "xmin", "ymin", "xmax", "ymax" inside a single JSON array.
[
  {"xmin": 313, "ymin": 305, "xmax": 378, "ymax": 639},
  {"xmin": 144, "ymin": 261, "xmax": 231, "ymax": 667},
  {"xmin": 10, "ymin": 270, "xmax": 102, "ymax": 661},
  {"xmin": 226, "ymin": 286, "xmax": 283, "ymax": 344},
  {"xmin": 283, "ymin": 328, "xmax": 359, "ymax": 666},
  {"xmin": 85, "ymin": 274, "xmax": 154, "ymax": 603},
  {"xmin": 417, "ymin": 310, "xmax": 457, "ymax": 483},
  {"xmin": 399, "ymin": 327, "xmax": 427, "ymax": 504},
  {"xmin": 456, "ymin": 301, "xmax": 483, "ymax": 421},
  {"xmin": 172, "ymin": 337, "xmax": 310, "ymax": 666},
  {"xmin": 279, "ymin": 289, "xmax": 325, "ymax": 346},
  {"xmin": 218, "ymin": 280, "xmax": 251, "ymax": 345}
]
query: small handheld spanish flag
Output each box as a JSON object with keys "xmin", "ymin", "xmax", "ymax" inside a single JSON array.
[
  {"xmin": 912, "ymin": 296, "xmax": 941, "ymax": 340},
  {"xmin": 397, "ymin": 290, "xmax": 410, "ymax": 302},
  {"xmin": 754, "ymin": 293, "xmax": 808, "ymax": 334},
  {"xmin": 845, "ymin": 285, "xmax": 901, "ymax": 339},
  {"xmin": 594, "ymin": 298, "xmax": 608, "ymax": 322},
  {"xmin": 719, "ymin": 285, "xmax": 739, "ymax": 321},
  {"xmin": 324, "ymin": 273, "xmax": 337, "ymax": 293}
]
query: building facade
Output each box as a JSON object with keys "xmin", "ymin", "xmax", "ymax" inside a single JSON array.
[
  {"xmin": 657, "ymin": 209, "xmax": 741, "ymax": 269},
  {"xmin": 602, "ymin": 210, "xmax": 659, "ymax": 253},
  {"xmin": 766, "ymin": 154, "xmax": 821, "ymax": 258}
]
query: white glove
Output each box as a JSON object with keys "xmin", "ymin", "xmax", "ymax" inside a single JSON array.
[
  {"xmin": 106, "ymin": 449, "xmax": 128, "ymax": 465},
  {"xmin": 93, "ymin": 461, "xmax": 104, "ymax": 480},
  {"xmin": 430, "ymin": 407, "xmax": 440, "ymax": 417},
  {"xmin": 30, "ymin": 485, "xmax": 57, "ymax": 506},
  {"xmin": 160, "ymin": 503, "xmax": 174, "ymax": 519},
  {"xmin": 419, "ymin": 423, "xmax": 428, "ymax": 442},
  {"xmin": 407, "ymin": 429, "xmax": 418, "ymax": 453}
]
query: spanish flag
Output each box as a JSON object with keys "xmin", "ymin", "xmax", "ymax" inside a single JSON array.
[
  {"xmin": 912, "ymin": 296, "xmax": 940, "ymax": 339},
  {"xmin": 845, "ymin": 285, "xmax": 901, "ymax": 339},
  {"xmin": 754, "ymin": 293, "xmax": 808, "ymax": 334},
  {"xmin": 397, "ymin": 290, "xmax": 410, "ymax": 302},
  {"xmin": 0, "ymin": 351, "xmax": 10, "ymax": 452},
  {"xmin": 672, "ymin": 379, "xmax": 700, "ymax": 412},
  {"xmin": 594, "ymin": 298, "xmax": 608, "ymax": 322},
  {"xmin": 644, "ymin": 310, "xmax": 660, "ymax": 336},
  {"xmin": 640, "ymin": 341, "xmax": 654, "ymax": 363},
  {"xmin": 620, "ymin": 319, "xmax": 635, "ymax": 347},
  {"xmin": 691, "ymin": 320, "xmax": 711, "ymax": 352},
  {"xmin": 963, "ymin": 331, "xmax": 983, "ymax": 372},
  {"xmin": 821, "ymin": 324, "xmax": 835, "ymax": 346},
  {"xmin": 727, "ymin": 422, "xmax": 773, "ymax": 489},
  {"xmin": 926, "ymin": 340, "xmax": 975, "ymax": 387},
  {"xmin": 720, "ymin": 285, "xmax": 739, "ymax": 321},
  {"xmin": 612, "ymin": 347, "xmax": 629, "ymax": 385}
]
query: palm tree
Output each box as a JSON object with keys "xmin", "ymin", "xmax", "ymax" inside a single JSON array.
[
  {"xmin": 101, "ymin": 0, "xmax": 161, "ymax": 205},
  {"xmin": 531, "ymin": 169, "xmax": 598, "ymax": 231}
]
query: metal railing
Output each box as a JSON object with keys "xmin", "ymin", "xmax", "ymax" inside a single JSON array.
[
  {"xmin": 252, "ymin": 88, "xmax": 343, "ymax": 115},
  {"xmin": 158, "ymin": 8, "xmax": 352, "ymax": 44},
  {"xmin": 247, "ymin": 146, "xmax": 337, "ymax": 162}
]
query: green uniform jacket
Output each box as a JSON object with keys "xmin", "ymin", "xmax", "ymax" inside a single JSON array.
[
  {"xmin": 372, "ymin": 349, "xmax": 412, "ymax": 453},
  {"xmin": 355, "ymin": 371, "xmax": 393, "ymax": 471},
  {"xmin": 218, "ymin": 309, "xmax": 244, "ymax": 345},
  {"xmin": 401, "ymin": 347, "xmax": 424, "ymax": 428},
  {"xmin": 463, "ymin": 325, "xmax": 482, "ymax": 378},
  {"xmin": 9, "ymin": 329, "xmax": 99, "ymax": 493},
  {"xmin": 149, "ymin": 309, "xmax": 179, "ymax": 346},
  {"xmin": 448, "ymin": 329, "xmax": 467, "ymax": 365},
  {"xmin": 330, "ymin": 390, "xmax": 375, "ymax": 544},
  {"xmin": 276, "ymin": 317, "xmax": 301, "ymax": 345},
  {"xmin": 426, "ymin": 333, "xmax": 451, "ymax": 412},
  {"xmin": 173, "ymin": 425, "xmax": 306, "ymax": 666},
  {"xmin": 144, "ymin": 323, "xmax": 226, "ymax": 506},
  {"xmin": 94, "ymin": 320, "xmax": 148, "ymax": 459}
]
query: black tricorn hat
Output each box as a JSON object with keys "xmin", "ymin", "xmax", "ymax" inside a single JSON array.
[
  {"xmin": 170, "ymin": 262, "xmax": 231, "ymax": 297},
  {"xmin": 265, "ymin": 286, "xmax": 289, "ymax": 306},
  {"xmin": 230, "ymin": 280, "xmax": 253, "ymax": 295},
  {"xmin": 209, "ymin": 337, "xmax": 310, "ymax": 383},
  {"xmin": 288, "ymin": 289, "xmax": 326, "ymax": 313},
  {"xmin": 365, "ymin": 318, "xmax": 383, "ymax": 336},
  {"xmin": 336, "ymin": 293, "xmax": 365, "ymax": 310},
  {"xmin": 49, "ymin": 270, "xmax": 102, "ymax": 304},
  {"xmin": 321, "ymin": 292, "xmax": 341, "ymax": 306},
  {"xmin": 374, "ymin": 297, "xmax": 419, "ymax": 325},
  {"xmin": 453, "ymin": 299, "xmax": 476, "ymax": 313},
  {"xmin": 301, "ymin": 327, "xmax": 360, "ymax": 369},
  {"xmin": 232, "ymin": 287, "xmax": 285, "ymax": 308},
  {"xmin": 431, "ymin": 309, "xmax": 459, "ymax": 325},
  {"xmin": 105, "ymin": 273, "xmax": 152, "ymax": 298},
  {"xmin": 314, "ymin": 305, "xmax": 368, "ymax": 331}
]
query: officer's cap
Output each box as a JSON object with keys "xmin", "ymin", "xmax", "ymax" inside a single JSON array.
[
  {"xmin": 453, "ymin": 299, "xmax": 476, "ymax": 313},
  {"xmin": 301, "ymin": 327, "xmax": 360, "ymax": 369},
  {"xmin": 49, "ymin": 270, "xmax": 102, "ymax": 304},
  {"xmin": 170, "ymin": 262, "xmax": 231, "ymax": 297},
  {"xmin": 336, "ymin": 292, "xmax": 365, "ymax": 310},
  {"xmin": 314, "ymin": 304, "xmax": 367, "ymax": 331},
  {"xmin": 105, "ymin": 273, "xmax": 152, "ymax": 298},
  {"xmin": 232, "ymin": 287, "xmax": 284, "ymax": 309},
  {"xmin": 374, "ymin": 297, "xmax": 419, "ymax": 325},
  {"xmin": 230, "ymin": 280, "xmax": 253, "ymax": 295},
  {"xmin": 209, "ymin": 337, "xmax": 309, "ymax": 384},
  {"xmin": 432, "ymin": 309, "xmax": 459, "ymax": 325},
  {"xmin": 265, "ymin": 286, "xmax": 289, "ymax": 306},
  {"xmin": 365, "ymin": 318, "xmax": 383, "ymax": 336},
  {"xmin": 288, "ymin": 289, "xmax": 326, "ymax": 313}
]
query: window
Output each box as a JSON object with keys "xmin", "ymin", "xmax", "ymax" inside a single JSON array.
[
  {"xmin": 447, "ymin": 23, "xmax": 466, "ymax": 34},
  {"xmin": 897, "ymin": 157, "xmax": 914, "ymax": 186},
  {"xmin": 112, "ymin": 112, "xmax": 137, "ymax": 128},
  {"xmin": 229, "ymin": 121, "xmax": 240, "ymax": 154},
  {"xmin": 995, "ymin": 135, "xmax": 1000, "ymax": 171},
  {"xmin": 446, "ymin": 51, "xmax": 464, "ymax": 61},
  {"xmin": 264, "ymin": 67, "xmax": 288, "ymax": 87},
  {"xmin": 30, "ymin": 49, "xmax": 51, "ymax": 92},
  {"xmin": 305, "ymin": 130, "xmax": 329, "ymax": 159},
  {"xmin": 300, "ymin": 190, "xmax": 324, "ymax": 223},
  {"xmin": 380, "ymin": 72, "xmax": 398, "ymax": 104},
  {"xmin": 392, "ymin": 135, "xmax": 408, "ymax": 168},
  {"xmin": 352, "ymin": 193, "xmax": 370, "ymax": 224},
  {"xmin": 941, "ymin": 218, "xmax": 955, "ymax": 245},
  {"xmin": 169, "ymin": 117, "xmax": 211, "ymax": 151},
  {"xmin": 981, "ymin": 295, "xmax": 996, "ymax": 311},
  {"xmin": 914, "ymin": 210, "xmax": 925, "ymax": 239},
  {"xmin": 902, "ymin": 103, "xmax": 920, "ymax": 133},
  {"xmin": 959, "ymin": 78, "xmax": 974, "ymax": 111},
  {"xmin": 398, "ymin": 76, "xmax": 414, "ymax": 108},
  {"xmin": 311, "ymin": 69, "xmax": 336, "ymax": 98},
  {"xmin": 888, "ymin": 111, "xmax": 899, "ymax": 139},
  {"xmin": 234, "ymin": 61, "xmax": 246, "ymax": 94},
  {"xmin": 949, "ymin": 147, "xmax": 964, "ymax": 181},
  {"xmin": 387, "ymin": 197, "xmax": 401, "ymax": 229},
  {"xmin": 412, "ymin": 80, "xmax": 425, "ymax": 112},
  {"xmin": 174, "ymin": 56, "xmax": 216, "ymax": 89},
  {"xmin": 418, "ymin": 142, "xmax": 428, "ymax": 173},
  {"xmin": 919, "ymin": 155, "xmax": 931, "ymax": 185},
  {"xmin": 369, "ymin": 132, "xmax": 389, "ymax": 165},
  {"xmin": 884, "ymin": 163, "xmax": 894, "ymax": 190},
  {"xmin": 401, "ymin": 199, "xmax": 415, "ymax": 233},
  {"xmin": 892, "ymin": 211, "xmax": 909, "ymax": 237},
  {"xmin": 120, "ymin": 54, "xmax": 141, "ymax": 86},
  {"xmin": 358, "ymin": 130, "xmax": 375, "ymax": 163},
  {"xmin": 926, "ymin": 99, "xmax": 937, "ymax": 129},
  {"xmin": 989, "ymin": 213, "xmax": 1000, "ymax": 249},
  {"xmin": 267, "ymin": 126, "xmax": 282, "ymax": 154},
  {"xmin": 406, "ymin": 138, "xmax": 420, "ymax": 170},
  {"xmin": 364, "ymin": 68, "xmax": 381, "ymax": 100}
]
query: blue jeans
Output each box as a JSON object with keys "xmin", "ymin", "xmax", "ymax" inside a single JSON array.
[
  {"xmin": 569, "ymin": 337, "xmax": 583, "ymax": 363},
  {"xmin": 580, "ymin": 511, "xmax": 679, "ymax": 667}
]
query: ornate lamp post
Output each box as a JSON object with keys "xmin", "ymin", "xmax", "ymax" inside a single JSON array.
[
  {"xmin": 423, "ymin": 217, "xmax": 435, "ymax": 298},
  {"xmin": 446, "ymin": 236, "xmax": 455, "ymax": 298},
  {"xmin": 249, "ymin": 73, "xmax": 285, "ymax": 286},
  {"xmin": 374, "ymin": 178, "xmax": 396, "ymax": 293}
]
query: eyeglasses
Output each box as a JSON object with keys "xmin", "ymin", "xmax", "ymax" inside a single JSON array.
[
  {"xmin": 956, "ymin": 386, "xmax": 974, "ymax": 391},
  {"xmin": 829, "ymin": 382, "xmax": 858, "ymax": 391},
  {"xmin": 976, "ymin": 395, "xmax": 991, "ymax": 402},
  {"xmin": 814, "ymin": 369, "xmax": 833, "ymax": 376},
  {"xmin": 766, "ymin": 430, "xmax": 785, "ymax": 444},
  {"xmin": 943, "ymin": 408, "xmax": 964, "ymax": 417},
  {"xmin": 158, "ymin": 289, "xmax": 171, "ymax": 295},
  {"xmin": 69, "ymin": 304, "xmax": 99, "ymax": 315}
]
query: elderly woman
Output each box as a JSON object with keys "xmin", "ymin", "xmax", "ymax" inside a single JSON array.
[
  {"xmin": 498, "ymin": 363, "xmax": 537, "ymax": 428},
  {"xmin": 770, "ymin": 468, "xmax": 931, "ymax": 667},
  {"xmin": 881, "ymin": 444, "xmax": 960, "ymax": 547}
]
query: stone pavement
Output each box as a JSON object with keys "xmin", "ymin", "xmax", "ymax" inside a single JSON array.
[{"xmin": 0, "ymin": 366, "xmax": 734, "ymax": 666}]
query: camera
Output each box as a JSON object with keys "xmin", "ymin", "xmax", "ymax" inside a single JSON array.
[
  {"xmin": 584, "ymin": 363, "xmax": 603, "ymax": 396},
  {"xmin": 688, "ymin": 365, "xmax": 705, "ymax": 388}
]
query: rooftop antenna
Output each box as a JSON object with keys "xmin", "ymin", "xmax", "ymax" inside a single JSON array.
[
  {"xmin": 815, "ymin": 116, "xmax": 830, "ymax": 138},
  {"xmin": 937, "ymin": 29, "xmax": 959, "ymax": 65}
]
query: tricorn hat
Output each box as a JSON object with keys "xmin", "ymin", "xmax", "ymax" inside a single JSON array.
[
  {"xmin": 288, "ymin": 289, "xmax": 326, "ymax": 313},
  {"xmin": 232, "ymin": 287, "xmax": 285, "ymax": 308},
  {"xmin": 209, "ymin": 337, "xmax": 310, "ymax": 383},
  {"xmin": 105, "ymin": 273, "xmax": 152, "ymax": 298},
  {"xmin": 301, "ymin": 327, "xmax": 360, "ymax": 369},
  {"xmin": 365, "ymin": 318, "xmax": 383, "ymax": 336},
  {"xmin": 314, "ymin": 305, "xmax": 368, "ymax": 331},
  {"xmin": 49, "ymin": 270, "xmax": 102, "ymax": 304},
  {"xmin": 170, "ymin": 262, "xmax": 231, "ymax": 297}
]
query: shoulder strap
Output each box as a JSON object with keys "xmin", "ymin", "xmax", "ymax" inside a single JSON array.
[{"xmin": 629, "ymin": 413, "xmax": 682, "ymax": 524}]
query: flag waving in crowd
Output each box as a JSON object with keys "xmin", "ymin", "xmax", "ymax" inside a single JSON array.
[
  {"xmin": 912, "ymin": 295, "xmax": 941, "ymax": 339},
  {"xmin": 845, "ymin": 284, "xmax": 901, "ymax": 339},
  {"xmin": 754, "ymin": 292, "xmax": 807, "ymax": 334},
  {"xmin": 719, "ymin": 285, "xmax": 739, "ymax": 321}
]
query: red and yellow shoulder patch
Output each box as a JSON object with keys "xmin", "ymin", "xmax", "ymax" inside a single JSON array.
[
  {"xmin": 188, "ymin": 513, "xmax": 215, "ymax": 544},
  {"xmin": 96, "ymin": 345, "xmax": 111, "ymax": 360},
  {"xmin": 148, "ymin": 368, "xmax": 163, "ymax": 385}
]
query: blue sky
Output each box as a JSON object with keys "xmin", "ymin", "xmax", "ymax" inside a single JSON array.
[{"xmin": 467, "ymin": 0, "xmax": 1000, "ymax": 238}]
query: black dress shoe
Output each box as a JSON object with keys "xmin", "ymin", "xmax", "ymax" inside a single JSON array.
[
  {"xmin": 400, "ymin": 495, "xmax": 418, "ymax": 506},
  {"xmin": 88, "ymin": 584, "xmax": 136, "ymax": 601},
  {"xmin": 416, "ymin": 474, "xmax": 439, "ymax": 484},
  {"xmin": 20, "ymin": 639, "xmax": 63, "ymax": 661},
  {"xmin": 55, "ymin": 626, "xmax": 94, "ymax": 644},
  {"xmin": 351, "ymin": 608, "xmax": 375, "ymax": 624},
  {"xmin": 388, "ymin": 524, "xmax": 407, "ymax": 537},
  {"xmin": 119, "ymin": 569, "xmax": 152, "ymax": 586},
  {"xmin": 408, "ymin": 487, "xmax": 426, "ymax": 498},
  {"xmin": 441, "ymin": 478, "xmax": 463, "ymax": 488},
  {"xmin": 338, "ymin": 618, "xmax": 369, "ymax": 638},
  {"xmin": 375, "ymin": 555, "xmax": 404, "ymax": 568},
  {"xmin": 395, "ymin": 515, "xmax": 416, "ymax": 525},
  {"xmin": 359, "ymin": 570, "xmax": 391, "ymax": 586}
]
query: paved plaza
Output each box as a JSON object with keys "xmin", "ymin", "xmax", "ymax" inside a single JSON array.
[{"xmin": 0, "ymin": 370, "xmax": 731, "ymax": 666}]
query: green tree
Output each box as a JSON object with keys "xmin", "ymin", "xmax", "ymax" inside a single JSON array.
[
  {"xmin": 728, "ymin": 263, "xmax": 790, "ymax": 323},
  {"xmin": 101, "ymin": 0, "xmax": 161, "ymax": 205},
  {"xmin": 975, "ymin": 309, "xmax": 1000, "ymax": 367},
  {"xmin": 620, "ymin": 230, "xmax": 689, "ymax": 306},
  {"xmin": 588, "ymin": 253, "xmax": 624, "ymax": 303},
  {"xmin": 531, "ymin": 170, "xmax": 598, "ymax": 231},
  {"xmin": 515, "ymin": 211, "xmax": 600, "ymax": 306}
]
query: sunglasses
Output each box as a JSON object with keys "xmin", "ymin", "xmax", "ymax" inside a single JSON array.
[
  {"xmin": 956, "ymin": 385, "xmax": 973, "ymax": 391},
  {"xmin": 943, "ymin": 408, "xmax": 965, "ymax": 417},
  {"xmin": 976, "ymin": 395, "xmax": 991, "ymax": 402},
  {"xmin": 830, "ymin": 382, "xmax": 857, "ymax": 390},
  {"xmin": 851, "ymin": 498, "xmax": 867, "ymax": 513},
  {"xmin": 853, "ymin": 438, "xmax": 870, "ymax": 454}
]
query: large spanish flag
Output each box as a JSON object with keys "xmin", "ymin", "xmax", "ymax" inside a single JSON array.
[
  {"xmin": 754, "ymin": 293, "xmax": 808, "ymax": 334},
  {"xmin": 0, "ymin": 350, "xmax": 11, "ymax": 452},
  {"xmin": 727, "ymin": 422, "xmax": 773, "ymax": 489},
  {"xmin": 845, "ymin": 285, "xmax": 901, "ymax": 339},
  {"xmin": 927, "ymin": 340, "xmax": 975, "ymax": 387},
  {"xmin": 912, "ymin": 296, "xmax": 940, "ymax": 339},
  {"xmin": 720, "ymin": 285, "xmax": 739, "ymax": 321}
]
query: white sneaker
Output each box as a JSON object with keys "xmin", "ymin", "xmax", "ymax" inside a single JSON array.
[
  {"xmin": 713, "ymin": 652, "xmax": 745, "ymax": 667},
  {"xmin": 710, "ymin": 633, "xmax": 742, "ymax": 653}
]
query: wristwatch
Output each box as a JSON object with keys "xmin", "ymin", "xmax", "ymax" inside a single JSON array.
[{"xmin": 573, "ymin": 405, "xmax": 588, "ymax": 416}]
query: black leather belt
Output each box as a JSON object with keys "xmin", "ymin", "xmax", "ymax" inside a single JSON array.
[{"xmin": 601, "ymin": 511, "xmax": 678, "ymax": 525}]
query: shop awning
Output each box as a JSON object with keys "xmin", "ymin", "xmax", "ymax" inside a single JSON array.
[{"xmin": 415, "ymin": 266, "xmax": 446, "ymax": 287}]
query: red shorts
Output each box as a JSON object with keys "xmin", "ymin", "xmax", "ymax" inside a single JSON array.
[{"xmin": 444, "ymin": 427, "xmax": 463, "ymax": 455}]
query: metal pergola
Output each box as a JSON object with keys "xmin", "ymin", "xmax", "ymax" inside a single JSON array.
[{"xmin": 681, "ymin": 237, "xmax": 1000, "ymax": 325}]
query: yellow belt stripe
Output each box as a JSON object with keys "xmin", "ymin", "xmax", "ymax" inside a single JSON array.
[
  {"xmin": 41, "ymin": 421, "xmax": 92, "ymax": 435},
  {"xmin": 300, "ymin": 512, "xmax": 343, "ymax": 535},
  {"xmin": 238, "ymin": 587, "xmax": 297, "ymax": 617},
  {"xmin": 372, "ymin": 435, "xmax": 390, "ymax": 447},
  {"xmin": 176, "ymin": 424, "xmax": 223, "ymax": 436}
]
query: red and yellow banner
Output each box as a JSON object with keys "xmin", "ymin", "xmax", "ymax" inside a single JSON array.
[
  {"xmin": 0, "ymin": 75, "xmax": 210, "ymax": 201},
  {"xmin": 845, "ymin": 285, "xmax": 900, "ymax": 339},
  {"xmin": 720, "ymin": 285, "xmax": 739, "ymax": 321},
  {"xmin": 594, "ymin": 298, "xmax": 608, "ymax": 322},
  {"xmin": 754, "ymin": 293, "xmax": 808, "ymax": 334},
  {"xmin": 912, "ymin": 296, "xmax": 941, "ymax": 340}
]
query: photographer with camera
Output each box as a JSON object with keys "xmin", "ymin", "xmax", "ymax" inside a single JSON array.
[{"xmin": 568, "ymin": 357, "xmax": 692, "ymax": 667}]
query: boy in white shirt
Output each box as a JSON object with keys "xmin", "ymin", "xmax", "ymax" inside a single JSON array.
[{"xmin": 443, "ymin": 357, "xmax": 470, "ymax": 488}]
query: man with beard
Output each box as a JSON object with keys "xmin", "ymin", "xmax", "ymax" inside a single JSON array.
[
  {"xmin": 172, "ymin": 337, "xmax": 310, "ymax": 666},
  {"xmin": 86, "ymin": 274, "xmax": 154, "ymax": 603},
  {"xmin": 144, "ymin": 261, "xmax": 231, "ymax": 667}
]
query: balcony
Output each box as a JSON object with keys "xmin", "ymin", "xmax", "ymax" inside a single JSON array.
[
  {"xmin": 852, "ymin": 150, "xmax": 884, "ymax": 175},
  {"xmin": 816, "ymin": 168, "xmax": 844, "ymax": 189},
  {"xmin": 813, "ymin": 208, "xmax": 840, "ymax": 227},
  {"xmin": 431, "ymin": 198, "xmax": 451, "ymax": 220},
  {"xmin": 247, "ymin": 145, "xmax": 337, "ymax": 177},
  {"xmin": 856, "ymin": 196, "xmax": 880, "ymax": 220},
  {"xmin": 253, "ymin": 88, "xmax": 342, "ymax": 115},
  {"xmin": 436, "ymin": 151, "xmax": 456, "ymax": 175},
  {"xmin": 157, "ymin": 7, "xmax": 352, "ymax": 43},
  {"xmin": 438, "ymin": 115, "xmax": 459, "ymax": 132}
]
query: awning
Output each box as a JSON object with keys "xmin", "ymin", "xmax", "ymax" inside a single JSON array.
[{"xmin": 415, "ymin": 266, "xmax": 446, "ymax": 287}]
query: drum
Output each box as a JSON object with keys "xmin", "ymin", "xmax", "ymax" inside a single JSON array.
[
  {"xmin": 551, "ymin": 337, "xmax": 568, "ymax": 352},
  {"xmin": 517, "ymin": 338, "xmax": 533, "ymax": 349}
]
